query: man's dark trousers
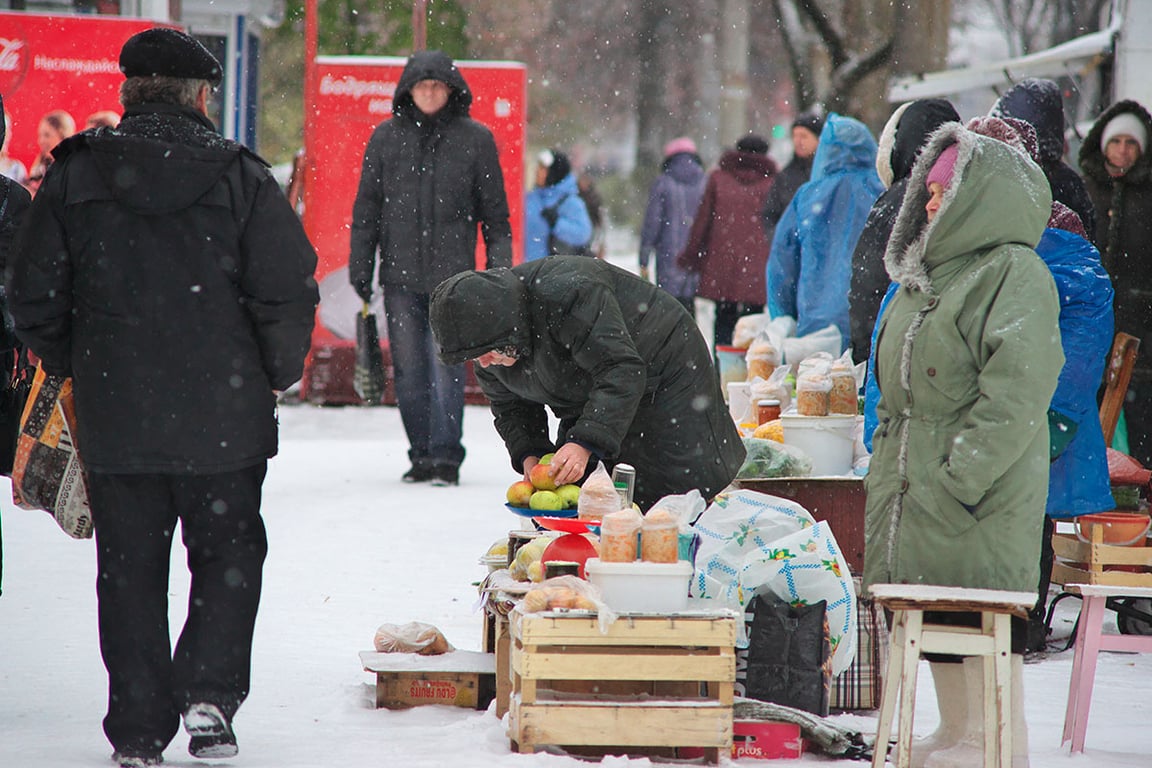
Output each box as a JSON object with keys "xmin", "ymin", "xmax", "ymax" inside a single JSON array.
[{"xmin": 88, "ymin": 463, "xmax": 268, "ymax": 756}]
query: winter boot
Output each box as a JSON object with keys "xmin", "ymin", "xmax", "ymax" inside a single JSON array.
[
  {"xmin": 893, "ymin": 662, "xmax": 968, "ymax": 768},
  {"xmin": 184, "ymin": 702, "xmax": 238, "ymax": 759},
  {"xmin": 924, "ymin": 655, "xmax": 1029, "ymax": 768}
]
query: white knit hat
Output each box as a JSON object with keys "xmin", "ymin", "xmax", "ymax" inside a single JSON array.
[{"xmin": 1101, "ymin": 112, "xmax": 1147, "ymax": 154}]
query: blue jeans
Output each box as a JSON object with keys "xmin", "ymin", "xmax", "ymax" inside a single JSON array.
[{"xmin": 383, "ymin": 284, "xmax": 465, "ymax": 468}]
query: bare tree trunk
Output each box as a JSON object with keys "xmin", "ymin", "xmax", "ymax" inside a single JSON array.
[
  {"xmin": 635, "ymin": 0, "xmax": 671, "ymax": 175},
  {"xmin": 718, "ymin": 0, "xmax": 751, "ymax": 145}
]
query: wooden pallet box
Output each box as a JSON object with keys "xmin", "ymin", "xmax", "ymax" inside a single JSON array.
[
  {"xmin": 507, "ymin": 608, "xmax": 737, "ymax": 763},
  {"xmin": 1052, "ymin": 529, "xmax": 1152, "ymax": 588},
  {"xmin": 360, "ymin": 649, "xmax": 496, "ymax": 710}
]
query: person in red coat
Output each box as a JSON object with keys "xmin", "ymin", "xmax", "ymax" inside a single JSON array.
[{"xmin": 677, "ymin": 134, "xmax": 777, "ymax": 348}]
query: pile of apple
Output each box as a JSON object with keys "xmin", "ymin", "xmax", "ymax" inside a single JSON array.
[{"xmin": 506, "ymin": 453, "xmax": 581, "ymax": 512}]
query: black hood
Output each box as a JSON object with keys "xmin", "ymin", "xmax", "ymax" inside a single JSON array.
[
  {"xmin": 429, "ymin": 268, "xmax": 531, "ymax": 365},
  {"xmin": 52, "ymin": 103, "xmax": 247, "ymax": 215},
  {"xmin": 890, "ymin": 99, "xmax": 960, "ymax": 183},
  {"xmin": 1079, "ymin": 99, "xmax": 1152, "ymax": 186},
  {"xmin": 991, "ymin": 78, "xmax": 1065, "ymax": 165},
  {"xmin": 393, "ymin": 49, "xmax": 472, "ymax": 120}
]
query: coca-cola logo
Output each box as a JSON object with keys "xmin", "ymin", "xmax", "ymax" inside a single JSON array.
[{"xmin": 0, "ymin": 36, "xmax": 29, "ymax": 94}]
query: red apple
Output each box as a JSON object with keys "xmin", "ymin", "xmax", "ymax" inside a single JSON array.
[
  {"xmin": 529, "ymin": 462, "xmax": 558, "ymax": 491},
  {"xmin": 506, "ymin": 480, "xmax": 535, "ymax": 507}
]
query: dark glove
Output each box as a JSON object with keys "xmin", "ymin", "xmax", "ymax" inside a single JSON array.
[
  {"xmin": 540, "ymin": 206, "xmax": 559, "ymax": 228},
  {"xmin": 353, "ymin": 281, "xmax": 373, "ymax": 304}
]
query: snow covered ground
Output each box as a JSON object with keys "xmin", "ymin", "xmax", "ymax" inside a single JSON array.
[{"xmin": 2, "ymin": 402, "xmax": 1150, "ymax": 767}]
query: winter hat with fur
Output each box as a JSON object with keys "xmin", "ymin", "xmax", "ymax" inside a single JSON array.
[
  {"xmin": 663, "ymin": 137, "xmax": 697, "ymax": 158},
  {"xmin": 1101, "ymin": 112, "xmax": 1147, "ymax": 154},
  {"xmin": 736, "ymin": 134, "xmax": 770, "ymax": 155}
]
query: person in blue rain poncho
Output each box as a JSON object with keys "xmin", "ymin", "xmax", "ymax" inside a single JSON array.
[
  {"xmin": 766, "ymin": 113, "xmax": 884, "ymax": 352},
  {"xmin": 524, "ymin": 149, "xmax": 593, "ymax": 260}
]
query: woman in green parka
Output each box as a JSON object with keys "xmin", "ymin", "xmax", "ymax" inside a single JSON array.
[
  {"xmin": 428, "ymin": 256, "xmax": 745, "ymax": 509},
  {"xmin": 864, "ymin": 124, "xmax": 1063, "ymax": 768}
]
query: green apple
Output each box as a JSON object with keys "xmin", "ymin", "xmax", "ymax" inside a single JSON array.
[
  {"xmin": 556, "ymin": 484, "xmax": 581, "ymax": 509},
  {"xmin": 539, "ymin": 452, "xmax": 556, "ymax": 465},
  {"xmin": 529, "ymin": 490, "xmax": 564, "ymax": 511}
]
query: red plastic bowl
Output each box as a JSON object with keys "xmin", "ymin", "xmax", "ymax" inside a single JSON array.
[{"xmin": 541, "ymin": 534, "xmax": 598, "ymax": 579}]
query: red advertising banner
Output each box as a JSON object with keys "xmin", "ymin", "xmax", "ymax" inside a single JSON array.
[
  {"xmin": 303, "ymin": 55, "xmax": 527, "ymax": 346},
  {"xmin": 0, "ymin": 12, "xmax": 165, "ymax": 170}
]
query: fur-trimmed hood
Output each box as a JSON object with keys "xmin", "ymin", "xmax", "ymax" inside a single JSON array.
[
  {"xmin": 884, "ymin": 123, "xmax": 1051, "ymax": 293},
  {"xmin": 1078, "ymin": 99, "xmax": 1152, "ymax": 187}
]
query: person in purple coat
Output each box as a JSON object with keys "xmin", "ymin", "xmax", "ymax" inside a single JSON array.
[{"xmin": 639, "ymin": 137, "xmax": 706, "ymax": 313}]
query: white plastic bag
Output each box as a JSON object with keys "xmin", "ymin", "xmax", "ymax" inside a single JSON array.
[
  {"xmin": 692, "ymin": 489, "xmax": 815, "ymax": 602},
  {"xmin": 783, "ymin": 324, "xmax": 843, "ymax": 365}
]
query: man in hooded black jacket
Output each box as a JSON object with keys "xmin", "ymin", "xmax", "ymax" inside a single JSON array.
[
  {"xmin": 428, "ymin": 256, "xmax": 745, "ymax": 509},
  {"xmin": 350, "ymin": 50, "xmax": 512, "ymax": 487},
  {"xmin": 7, "ymin": 29, "xmax": 318, "ymax": 768}
]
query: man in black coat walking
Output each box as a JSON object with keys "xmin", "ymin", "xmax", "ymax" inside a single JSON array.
[
  {"xmin": 350, "ymin": 50, "xmax": 513, "ymax": 487},
  {"xmin": 7, "ymin": 29, "xmax": 318, "ymax": 768}
]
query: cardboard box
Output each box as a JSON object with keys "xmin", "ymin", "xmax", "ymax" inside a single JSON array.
[{"xmin": 360, "ymin": 650, "xmax": 496, "ymax": 710}]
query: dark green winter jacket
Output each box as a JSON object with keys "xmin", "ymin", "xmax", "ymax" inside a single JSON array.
[
  {"xmin": 864, "ymin": 125, "xmax": 1063, "ymax": 592},
  {"xmin": 429, "ymin": 256, "xmax": 745, "ymax": 508}
]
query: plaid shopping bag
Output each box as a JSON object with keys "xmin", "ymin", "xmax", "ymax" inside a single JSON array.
[
  {"xmin": 11, "ymin": 365, "xmax": 92, "ymax": 539},
  {"xmin": 829, "ymin": 594, "xmax": 888, "ymax": 711}
]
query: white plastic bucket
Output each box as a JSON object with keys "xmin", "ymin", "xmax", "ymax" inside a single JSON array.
[
  {"xmin": 584, "ymin": 558, "xmax": 692, "ymax": 613},
  {"xmin": 781, "ymin": 414, "xmax": 856, "ymax": 476}
]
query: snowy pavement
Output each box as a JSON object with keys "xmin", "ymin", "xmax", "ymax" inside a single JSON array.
[{"xmin": 1, "ymin": 403, "xmax": 1150, "ymax": 767}]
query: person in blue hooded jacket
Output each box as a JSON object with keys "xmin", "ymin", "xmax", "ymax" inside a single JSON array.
[
  {"xmin": 766, "ymin": 113, "xmax": 883, "ymax": 352},
  {"xmin": 525, "ymin": 149, "xmax": 592, "ymax": 261}
]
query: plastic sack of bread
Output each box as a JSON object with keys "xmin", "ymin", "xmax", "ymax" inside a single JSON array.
[
  {"xmin": 373, "ymin": 621, "xmax": 455, "ymax": 655},
  {"xmin": 745, "ymin": 337, "xmax": 780, "ymax": 381},
  {"xmin": 829, "ymin": 349, "xmax": 861, "ymax": 415},
  {"xmin": 735, "ymin": 436, "xmax": 813, "ymax": 479},
  {"xmin": 520, "ymin": 575, "xmax": 619, "ymax": 633},
  {"xmin": 731, "ymin": 313, "xmax": 769, "ymax": 350},
  {"xmin": 578, "ymin": 461, "xmax": 619, "ymax": 519}
]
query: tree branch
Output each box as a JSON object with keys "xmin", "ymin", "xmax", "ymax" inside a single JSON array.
[
  {"xmin": 793, "ymin": 0, "xmax": 847, "ymax": 67},
  {"xmin": 826, "ymin": 36, "xmax": 894, "ymax": 102},
  {"xmin": 771, "ymin": 0, "xmax": 816, "ymax": 108}
]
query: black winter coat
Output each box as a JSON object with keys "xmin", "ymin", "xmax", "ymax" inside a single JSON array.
[
  {"xmin": 848, "ymin": 99, "xmax": 959, "ymax": 364},
  {"xmin": 760, "ymin": 154, "xmax": 812, "ymax": 245},
  {"xmin": 7, "ymin": 104, "xmax": 319, "ymax": 474},
  {"xmin": 1079, "ymin": 99, "xmax": 1152, "ymax": 381},
  {"xmin": 0, "ymin": 177, "xmax": 31, "ymax": 350},
  {"xmin": 429, "ymin": 257, "xmax": 745, "ymax": 508},
  {"xmin": 350, "ymin": 50, "xmax": 512, "ymax": 297}
]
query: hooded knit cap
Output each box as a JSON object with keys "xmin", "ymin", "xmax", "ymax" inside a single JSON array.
[
  {"xmin": 539, "ymin": 149, "xmax": 572, "ymax": 187},
  {"xmin": 926, "ymin": 143, "xmax": 959, "ymax": 190},
  {"xmin": 990, "ymin": 78, "xmax": 1065, "ymax": 164},
  {"xmin": 792, "ymin": 111, "xmax": 824, "ymax": 138},
  {"xmin": 119, "ymin": 28, "xmax": 223, "ymax": 86},
  {"xmin": 663, "ymin": 137, "xmax": 697, "ymax": 158},
  {"xmin": 1101, "ymin": 112, "xmax": 1147, "ymax": 154},
  {"xmin": 966, "ymin": 115, "xmax": 1039, "ymax": 163},
  {"xmin": 430, "ymin": 269, "xmax": 528, "ymax": 365},
  {"xmin": 736, "ymin": 134, "xmax": 770, "ymax": 155}
]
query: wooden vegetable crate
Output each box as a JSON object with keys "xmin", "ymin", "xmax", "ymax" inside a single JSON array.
[
  {"xmin": 1052, "ymin": 524, "xmax": 1152, "ymax": 588},
  {"xmin": 507, "ymin": 607, "xmax": 737, "ymax": 763}
]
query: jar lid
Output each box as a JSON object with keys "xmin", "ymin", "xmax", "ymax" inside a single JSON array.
[{"xmin": 757, "ymin": 399, "xmax": 780, "ymax": 406}]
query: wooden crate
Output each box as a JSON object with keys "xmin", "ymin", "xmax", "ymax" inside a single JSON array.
[
  {"xmin": 360, "ymin": 650, "xmax": 496, "ymax": 710},
  {"xmin": 1052, "ymin": 526, "xmax": 1152, "ymax": 588},
  {"xmin": 507, "ymin": 608, "xmax": 737, "ymax": 763}
]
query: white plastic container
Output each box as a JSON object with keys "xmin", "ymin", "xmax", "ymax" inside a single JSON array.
[
  {"xmin": 584, "ymin": 557, "xmax": 693, "ymax": 613},
  {"xmin": 781, "ymin": 413, "xmax": 856, "ymax": 476}
]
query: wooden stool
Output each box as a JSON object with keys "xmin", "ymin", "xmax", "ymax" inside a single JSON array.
[
  {"xmin": 1061, "ymin": 583, "xmax": 1152, "ymax": 753},
  {"xmin": 869, "ymin": 584, "xmax": 1035, "ymax": 768}
]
